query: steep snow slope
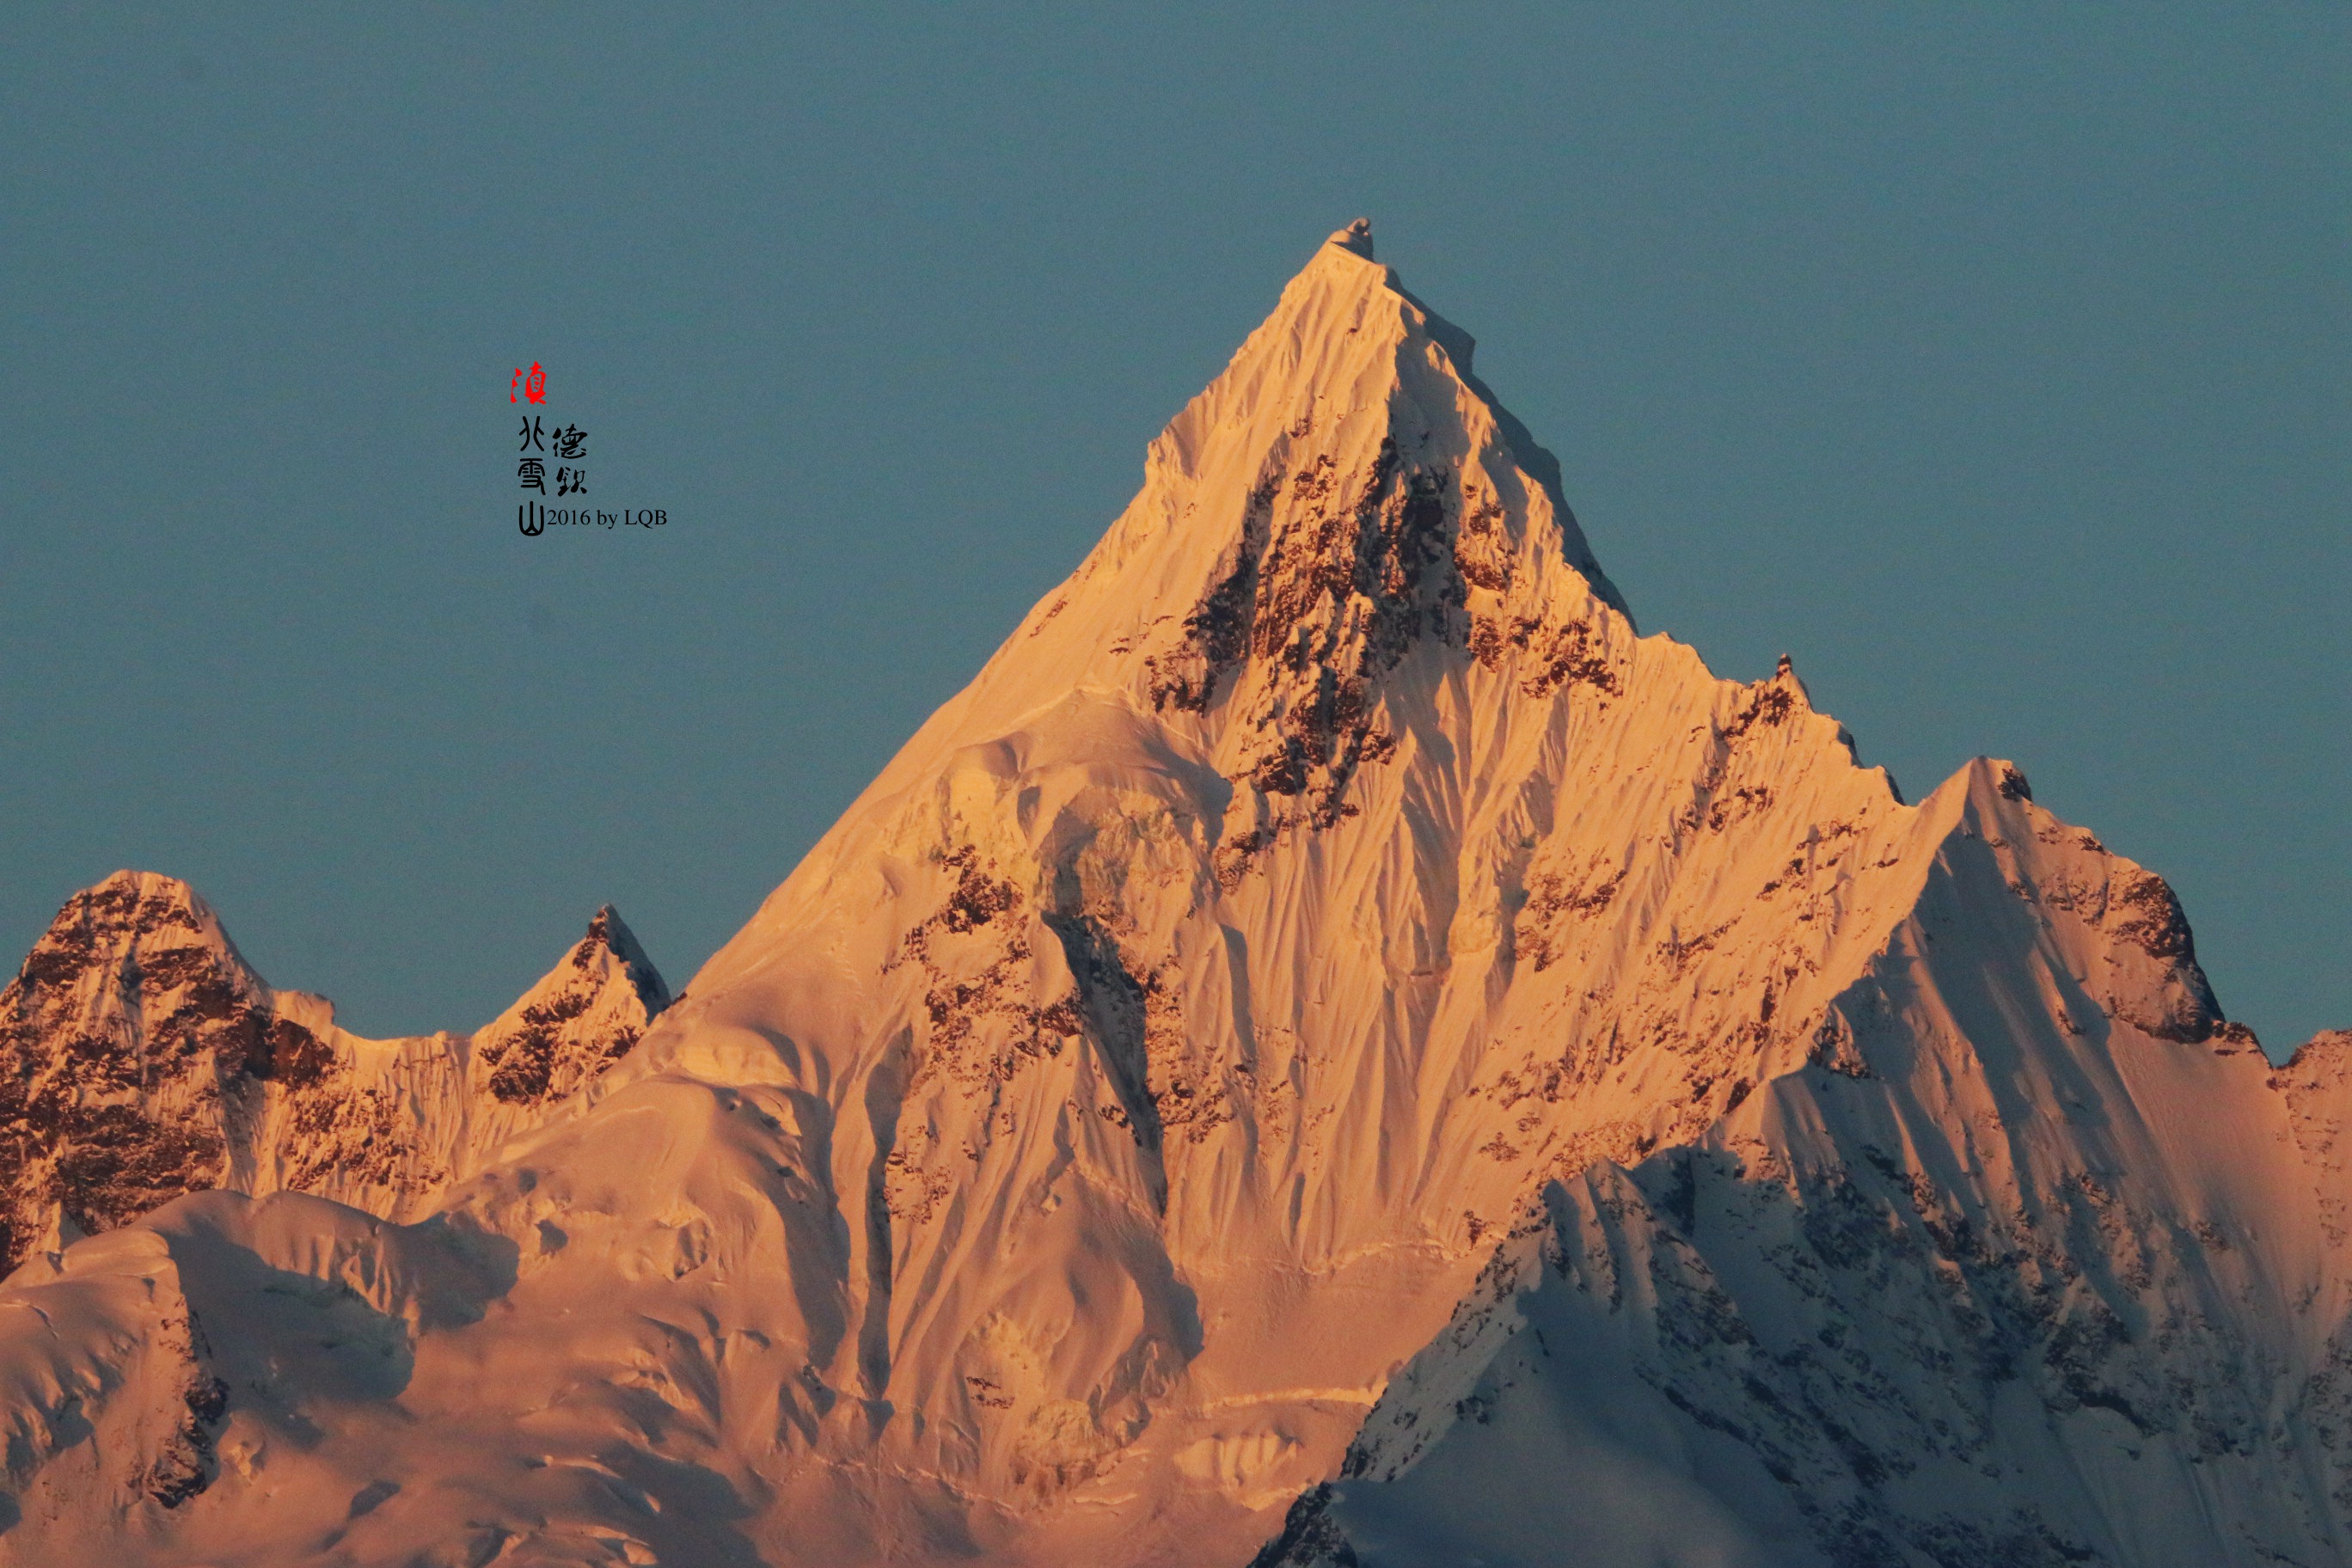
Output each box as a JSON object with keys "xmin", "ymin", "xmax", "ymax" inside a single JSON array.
[
  {"xmin": 1286, "ymin": 772, "xmax": 2344, "ymax": 1567},
  {"xmin": 0, "ymin": 224, "xmax": 2336, "ymax": 1568},
  {"xmin": 0, "ymin": 872, "xmax": 670, "ymax": 1261}
]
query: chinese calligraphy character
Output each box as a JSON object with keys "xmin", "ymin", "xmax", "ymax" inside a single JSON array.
[
  {"xmin": 550, "ymin": 425, "xmax": 588, "ymax": 460},
  {"xmin": 555, "ymin": 467, "xmax": 585, "ymax": 497},
  {"xmin": 518, "ymin": 415, "xmax": 546, "ymax": 452},
  {"xmin": 518, "ymin": 457, "xmax": 547, "ymax": 493},
  {"xmin": 511, "ymin": 363, "xmax": 546, "ymax": 404}
]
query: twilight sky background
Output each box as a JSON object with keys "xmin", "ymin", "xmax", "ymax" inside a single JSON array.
[{"xmin": 3, "ymin": 5, "xmax": 2344, "ymax": 1053}]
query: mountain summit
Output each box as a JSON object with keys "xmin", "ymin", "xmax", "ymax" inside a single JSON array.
[{"xmin": 0, "ymin": 232, "xmax": 2342, "ymax": 1568}]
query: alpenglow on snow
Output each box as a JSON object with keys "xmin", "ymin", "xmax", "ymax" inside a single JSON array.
[{"xmin": 0, "ymin": 224, "xmax": 2344, "ymax": 1568}]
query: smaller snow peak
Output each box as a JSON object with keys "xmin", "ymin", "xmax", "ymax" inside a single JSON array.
[
  {"xmin": 11, "ymin": 871, "xmax": 245, "ymax": 999},
  {"xmin": 577, "ymin": 904, "xmax": 622, "ymax": 965},
  {"xmin": 1327, "ymin": 217, "xmax": 1375, "ymax": 259},
  {"xmin": 573, "ymin": 904, "xmax": 670, "ymax": 1014},
  {"xmin": 0, "ymin": 872, "xmax": 308, "ymax": 1271},
  {"xmin": 475, "ymin": 906, "xmax": 673, "ymax": 1106},
  {"xmin": 55, "ymin": 871, "xmax": 209, "ymax": 938}
]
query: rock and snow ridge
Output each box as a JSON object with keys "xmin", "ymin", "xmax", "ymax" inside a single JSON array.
[
  {"xmin": 0, "ymin": 222, "xmax": 2342, "ymax": 1567},
  {"xmin": 0, "ymin": 871, "xmax": 670, "ymax": 1266}
]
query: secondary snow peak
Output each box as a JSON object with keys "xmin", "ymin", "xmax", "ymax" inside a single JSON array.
[
  {"xmin": 471, "ymin": 903, "xmax": 673, "ymax": 1106},
  {"xmin": 0, "ymin": 875, "xmax": 672, "ymax": 1268},
  {"xmin": 575, "ymin": 903, "xmax": 671, "ymax": 1017}
]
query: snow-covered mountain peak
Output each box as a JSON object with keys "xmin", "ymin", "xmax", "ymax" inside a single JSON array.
[
  {"xmin": 579, "ymin": 903, "xmax": 669, "ymax": 1012},
  {"xmin": 469, "ymin": 905, "xmax": 671, "ymax": 1107},
  {"xmin": 690, "ymin": 230, "xmax": 1638, "ymax": 995},
  {"xmin": 0, "ymin": 878, "xmax": 671, "ymax": 1271},
  {"xmin": 1, "ymin": 233, "xmax": 2341, "ymax": 1568},
  {"xmin": 0, "ymin": 871, "xmax": 305, "ymax": 1265},
  {"xmin": 12, "ymin": 869, "xmax": 257, "ymax": 998},
  {"xmin": 1324, "ymin": 217, "xmax": 1375, "ymax": 258},
  {"xmin": 1070, "ymin": 222, "xmax": 1621, "ymax": 643}
]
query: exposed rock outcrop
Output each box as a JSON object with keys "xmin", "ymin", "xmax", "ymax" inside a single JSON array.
[{"xmin": 0, "ymin": 873, "xmax": 667, "ymax": 1269}]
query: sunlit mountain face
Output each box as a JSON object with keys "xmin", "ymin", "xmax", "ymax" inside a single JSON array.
[{"xmin": 0, "ymin": 224, "xmax": 2340, "ymax": 1568}]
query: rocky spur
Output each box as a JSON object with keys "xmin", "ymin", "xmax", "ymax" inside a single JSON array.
[{"xmin": 517, "ymin": 503, "xmax": 667, "ymax": 535}]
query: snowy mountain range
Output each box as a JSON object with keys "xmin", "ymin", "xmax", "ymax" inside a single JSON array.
[{"xmin": 1, "ymin": 222, "xmax": 2342, "ymax": 1567}]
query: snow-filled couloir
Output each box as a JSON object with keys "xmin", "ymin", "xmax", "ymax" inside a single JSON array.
[{"xmin": 0, "ymin": 223, "xmax": 2341, "ymax": 1568}]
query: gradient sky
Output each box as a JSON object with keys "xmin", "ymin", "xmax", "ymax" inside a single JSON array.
[{"xmin": 3, "ymin": 5, "xmax": 2343, "ymax": 1055}]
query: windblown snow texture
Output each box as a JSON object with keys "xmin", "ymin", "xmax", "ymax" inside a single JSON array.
[{"xmin": 0, "ymin": 224, "xmax": 2338, "ymax": 1568}]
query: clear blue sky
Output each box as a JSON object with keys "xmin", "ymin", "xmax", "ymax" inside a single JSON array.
[{"xmin": 3, "ymin": 5, "xmax": 2343, "ymax": 1053}]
